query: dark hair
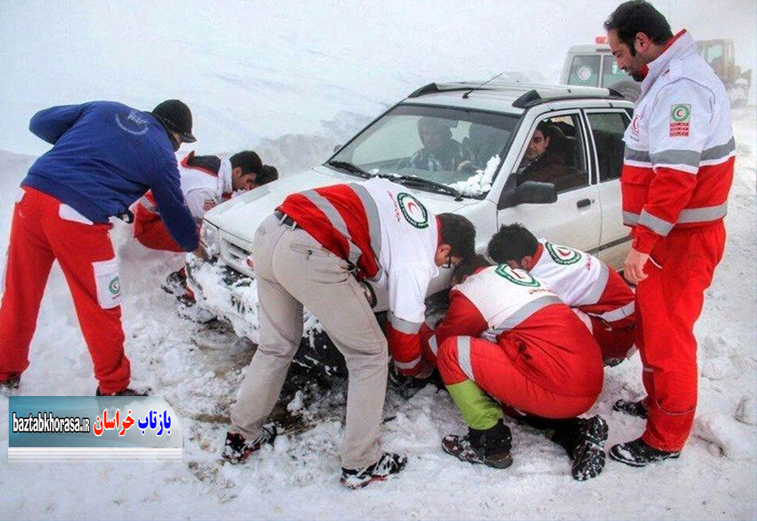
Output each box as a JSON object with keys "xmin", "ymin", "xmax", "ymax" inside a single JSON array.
[
  {"xmin": 604, "ymin": 1, "xmax": 673, "ymax": 55},
  {"xmin": 535, "ymin": 121, "xmax": 554, "ymax": 141},
  {"xmin": 452, "ymin": 254, "xmax": 493, "ymax": 285},
  {"xmin": 487, "ymin": 223, "xmax": 539, "ymax": 263},
  {"xmin": 438, "ymin": 213, "xmax": 476, "ymax": 260},
  {"xmin": 230, "ymin": 151, "xmax": 263, "ymax": 176},
  {"xmin": 256, "ymin": 164, "xmax": 279, "ymax": 186}
]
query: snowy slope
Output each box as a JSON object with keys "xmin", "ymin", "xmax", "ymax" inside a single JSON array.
[{"xmin": 1, "ymin": 1, "xmax": 756, "ymax": 519}]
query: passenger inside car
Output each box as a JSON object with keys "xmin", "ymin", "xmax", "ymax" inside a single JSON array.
[
  {"xmin": 405, "ymin": 117, "xmax": 472, "ymax": 173},
  {"xmin": 517, "ymin": 122, "xmax": 566, "ymax": 184},
  {"xmin": 518, "ymin": 119, "xmax": 589, "ymax": 193}
]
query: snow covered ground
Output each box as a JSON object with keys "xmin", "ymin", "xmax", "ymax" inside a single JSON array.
[{"xmin": 1, "ymin": 1, "xmax": 756, "ymax": 519}]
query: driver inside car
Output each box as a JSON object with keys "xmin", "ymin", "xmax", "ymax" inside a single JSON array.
[{"xmin": 406, "ymin": 117, "xmax": 473, "ymax": 173}]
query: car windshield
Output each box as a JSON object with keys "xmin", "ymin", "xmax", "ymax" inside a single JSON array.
[{"xmin": 329, "ymin": 104, "xmax": 519, "ymax": 197}]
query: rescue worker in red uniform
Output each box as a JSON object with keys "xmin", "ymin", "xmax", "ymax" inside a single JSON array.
[
  {"xmin": 133, "ymin": 151, "xmax": 276, "ymax": 304},
  {"xmin": 422, "ymin": 255, "xmax": 608, "ymax": 481},
  {"xmin": 488, "ymin": 223, "xmax": 636, "ymax": 364},
  {"xmin": 0, "ymin": 100, "xmax": 201, "ymax": 396},
  {"xmin": 133, "ymin": 151, "xmax": 275, "ymax": 253},
  {"xmin": 222, "ymin": 177, "xmax": 476, "ymax": 489},
  {"xmin": 604, "ymin": 1, "xmax": 735, "ymax": 466}
]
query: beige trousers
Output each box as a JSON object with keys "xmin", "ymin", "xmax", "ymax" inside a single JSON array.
[{"xmin": 230, "ymin": 214, "xmax": 388, "ymax": 469}]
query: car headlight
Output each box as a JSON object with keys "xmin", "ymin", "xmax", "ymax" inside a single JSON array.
[{"xmin": 200, "ymin": 221, "xmax": 221, "ymax": 259}]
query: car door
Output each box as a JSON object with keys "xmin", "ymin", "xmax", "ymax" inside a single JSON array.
[
  {"xmin": 583, "ymin": 108, "xmax": 632, "ymax": 269},
  {"xmin": 497, "ymin": 110, "xmax": 601, "ymax": 254}
]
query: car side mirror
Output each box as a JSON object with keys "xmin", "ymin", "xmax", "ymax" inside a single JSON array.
[
  {"xmin": 498, "ymin": 179, "xmax": 557, "ymax": 209},
  {"xmin": 333, "ymin": 144, "xmax": 342, "ymax": 152}
]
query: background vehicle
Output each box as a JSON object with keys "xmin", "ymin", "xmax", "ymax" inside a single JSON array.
[
  {"xmin": 561, "ymin": 37, "xmax": 752, "ymax": 106},
  {"xmin": 188, "ymin": 82, "xmax": 634, "ymax": 375}
]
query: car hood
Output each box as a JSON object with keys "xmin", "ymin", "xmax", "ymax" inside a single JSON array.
[{"xmin": 203, "ymin": 165, "xmax": 473, "ymax": 243}]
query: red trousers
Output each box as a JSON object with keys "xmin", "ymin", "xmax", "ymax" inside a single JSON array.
[
  {"xmin": 637, "ymin": 221, "xmax": 726, "ymax": 451},
  {"xmin": 133, "ymin": 205, "xmax": 183, "ymax": 253},
  {"xmin": 589, "ymin": 315, "xmax": 636, "ymax": 360},
  {"xmin": 0, "ymin": 188, "xmax": 130, "ymax": 393},
  {"xmin": 437, "ymin": 335, "xmax": 600, "ymax": 419}
]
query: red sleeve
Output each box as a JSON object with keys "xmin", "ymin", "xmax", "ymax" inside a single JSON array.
[
  {"xmin": 422, "ymin": 291, "xmax": 488, "ymax": 368},
  {"xmin": 386, "ymin": 324, "xmax": 422, "ymax": 376},
  {"xmin": 579, "ymin": 269, "xmax": 635, "ymax": 328}
]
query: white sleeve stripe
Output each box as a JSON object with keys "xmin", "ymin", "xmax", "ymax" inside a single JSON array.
[
  {"xmin": 429, "ymin": 334, "xmax": 439, "ymax": 356},
  {"xmin": 394, "ymin": 356, "xmax": 421, "ymax": 370},
  {"xmin": 388, "ymin": 311, "xmax": 422, "ymax": 334},
  {"xmin": 597, "ymin": 301, "xmax": 635, "ymax": 322},
  {"xmin": 584, "ymin": 262, "xmax": 609, "ymax": 306}
]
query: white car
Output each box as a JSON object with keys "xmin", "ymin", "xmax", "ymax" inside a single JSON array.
[{"xmin": 188, "ymin": 81, "xmax": 634, "ymax": 374}]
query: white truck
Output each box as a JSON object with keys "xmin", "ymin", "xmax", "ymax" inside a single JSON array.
[
  {"xmin": 561, "ymin": 37, "xmax": 752, "ymax": 105},
  {"xmin": 188, "ymin": 81, "xmax": 634, "ymax": 375}
]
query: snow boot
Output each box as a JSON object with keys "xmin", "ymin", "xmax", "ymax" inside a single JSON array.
[
  {"xmin": 570, "ymin": 415, "xmax": 608, "ymax": 481},
  {"xmin": 96, "ymin": 387, "xmax": 150, "ymax": 396},
  {"xmin": 613, "ymin": 398, "xmax": 648, "ymax": 419},
  {"xmin": 609, "ymin": 438, "xmax": 680, "ymax": 467},
  {"xmin": 222, "ymin": 424, "xmax": 277, "ymax": 464},
  {"xmin": 441, "ymin": 419, "xmax": 513, "ymax": 469},
  {"xmin": 340, "ymin": 452, "xmax": 408, "ymax": 489},
  {"xmin": 0, "ymin": 374, "xmax": 21, "ymax": 396}
]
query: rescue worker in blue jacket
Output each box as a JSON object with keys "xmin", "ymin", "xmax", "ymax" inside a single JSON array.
[{"xmin": 0, "ymin": 99, "xmax": 200, "ymax": 396}]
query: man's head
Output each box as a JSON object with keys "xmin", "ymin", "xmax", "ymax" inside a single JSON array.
[
  {"xmin": 524, "ymin": 122, "xmax": 553, "ymax": 162},
  {"xmin": 229, "ymin": 151, "xmax": 264, "ymax": 191},
  {"xmin": 487, "ymin": 223, "xmax": 539, "ymax": 271},
  {"xmin": 418, "ymin": 117, "xmax": 453, "ymax": 152},
  {"xmin": 604, "ymin": 1, "xmax": 673, "ymax": 82},
  {"xmin": 152, "ymin": 100, "xmax": 196, "ymax": 151},
  {"xmin": 436, "ymin": 213, "xmax": 476, "ymax": 268},
  {"xmin": 451, "ymin": 254, "xmax": 493, "ymax": 285}
]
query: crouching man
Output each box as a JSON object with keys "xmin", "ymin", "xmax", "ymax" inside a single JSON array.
[
  {"xmin": 423, "ymin": 255, "xmax": 608, "ymax": 481},
  {"xmin": 133, "ymin": 151, "xmax": 278, "ymax": 300},
  {"xmin": 223, "ymin": 177, "xmax": 475, "ymax": 489},
  {"xmin": 489, "ymin": 223, "xmax": 636, "ymax": 365}
]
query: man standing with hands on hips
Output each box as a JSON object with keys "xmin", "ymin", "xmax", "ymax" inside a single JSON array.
[{"xmin": 604, "ymin": 1, "xmax": 735, "ymax": 466}]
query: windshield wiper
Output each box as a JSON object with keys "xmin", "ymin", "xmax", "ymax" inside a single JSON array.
[
  {"xmin": 326, "ymin": 160, "xmax": 372, "ymax": 179},
  {"xmin": 380, "ymin": 174, "xmax": 463, "ymax": 201}
]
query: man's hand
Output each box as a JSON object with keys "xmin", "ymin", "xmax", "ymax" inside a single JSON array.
[
  {"xmin": 623, "ymin": 248, "xmax": 650, "ymax": 284},
  {"xmin": 192, "ymin": 243, "xmax": 206, "ymax": 260}
]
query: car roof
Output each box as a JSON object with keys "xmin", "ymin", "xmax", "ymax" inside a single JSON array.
[
  {"xmin": 567, "ymin": 44, "xmax": 611, "ymax": 54},
  {"xmin": 400, "ymin": 81, "xmax": 629, "ymax": 114}
]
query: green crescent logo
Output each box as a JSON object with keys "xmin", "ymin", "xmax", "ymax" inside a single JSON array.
[
  {"xmin": 671, "ymin": 104, "xmax": 691, "ymax": 123},
  {"xmin": 397, "ymin": 192, "xmax": 429, "ymax": 229},
  {"xmin": 108, "ymin": 277, "xmax": 121, "ymax": 295},
  {"xmin": 495, "ymin": 264, "xmax": 541, "ymax": 287},
  {"xmin": 545, "ymin": 242, "xmax": 582, "ymax": 265}
]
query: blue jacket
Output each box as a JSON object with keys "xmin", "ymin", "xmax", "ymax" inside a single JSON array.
[{"xmin": 23, "ymin": 101, "xmax": 199, "ymax": 251}]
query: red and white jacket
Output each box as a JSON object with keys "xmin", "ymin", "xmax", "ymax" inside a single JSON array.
[
  {"xmin": 622, "ymin": 30, "xmax": 735, "ymax": 254},
  {"xmin": 279, "ymin": 178, "xmax": 439, "ymax": 376},
  {"xmin": 530, "ymin": 239, "xmax": 635, "ymax": 329},
  {"xmin": 137, "ymin": 152, "xmax": 233, "ymax": 224},
  {"xmin": 422, "ymin": 265, "xmax": 603, "ymax": 397}
]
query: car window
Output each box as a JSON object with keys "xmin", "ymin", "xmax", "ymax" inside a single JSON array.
[
  {"xmin": 516, "ymin": 114, "xmax": 589, "ymax": 193},
  {"xmin": 587, "ymin": 112, "xmax": 629, "ymax": 182},
  {"xmin": 601, "ymin": 55, "xmax": 627, "ymax": 88},
  {"xmin": 568, "ymin": 55, "xmax": 600, "ymax": 87},
  {"xmin": 331, "ymin": 104, "xmax": 518, "ymax": 197}
]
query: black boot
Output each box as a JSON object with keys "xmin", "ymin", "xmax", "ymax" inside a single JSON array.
[
  {"xmin": 613, "ymin": 398, "xmax": 648, "ymax": 419},
  {"xmin": 442, "ymin": 419, "xmax": 513, "ymax": 469},
  {"xmin": 570, "ymin": 415, "xmax": 608, "ymax": 481},
  {"xmin": 222, "ymin": 424, "xmax": 277, "ymax": 464},
  {"xmin": 340, "ymin": 452, "xmax": 408, "ymax": 489},
  {"xmin": 0, "ymin": 374, "xmax": 21, "ymax": 396},
  {"xmin": 96, "ymin": 387, "xmax": 150, "ymax": 396},
  {"xmin": 609, "ymin": 437, "xmax": 680, "ymax": 467}
]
